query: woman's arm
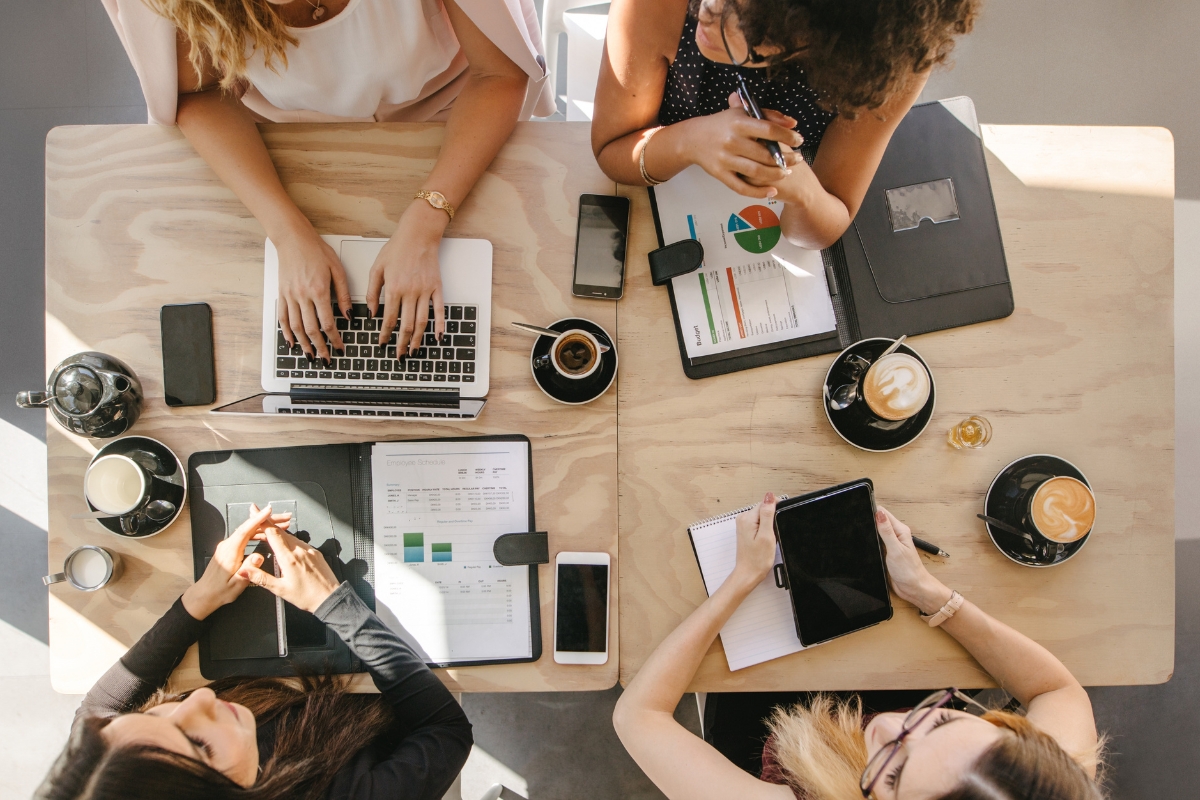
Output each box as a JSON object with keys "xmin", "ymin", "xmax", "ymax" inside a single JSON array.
[
  {"xmin": 875, "ymin": 506, "xmax": 1099, "ymax": 772},
  {"xmin": 368, "ymin": 0, "xmax": 528, "ymax": 354},
  {"xmin": 78, "ymin": 505, "xmax": 286, "ymax": 718},
  {"xmin": 771, "ymin": 74, "xmax": 928, "ymax": 249},
  {"xmin": 591, "ymin": 0, "xmax": 796, "ymax": 197},
  {"xmin": 613, "ymin": 496, "xmax": 792, "ymax": 800},
  {"xmin": 172, "ymin": 36, "xmax": 351, "ymax": 364},
  {"xmin": 242, "ymin": 528, "xmax": 471, "ymax": 799}
]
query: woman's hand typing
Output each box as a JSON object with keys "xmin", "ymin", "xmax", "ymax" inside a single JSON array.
[
  {"xmin": 367, "ymin": 201, "xmax": 448, "ymax": 356},
  {"xmin": 275, "ymin": 225, "xmax": 353, "ymax": 364}
]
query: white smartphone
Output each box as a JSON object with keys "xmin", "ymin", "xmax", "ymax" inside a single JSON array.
[{"xmin": 553, "ymin": 551, "xmax": 611, "ymax": 665}]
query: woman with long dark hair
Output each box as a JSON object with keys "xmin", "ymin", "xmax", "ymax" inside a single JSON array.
[
  {"xmin": 36, "ymin": 504, "xmax": 471, "ymax": 800},
  {"xmin": 614, "ymin": 495, "xmax": 1106, "ymax": 800},
  {"xmin": 592, "ymin": 0, "xmax": 978, "ymax": 249}
]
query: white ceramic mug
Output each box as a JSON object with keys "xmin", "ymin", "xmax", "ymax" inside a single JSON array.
[
  {"xmin": 534, "ymin": 329, "xmax": 606, "ymax": 381},
  {"xmin": 43, "ymin": 545, "xmax": 122, "ymax": 591},
  {"xmin": 84, "ymin": 454, "xmax": 149, "ymax": 516}
]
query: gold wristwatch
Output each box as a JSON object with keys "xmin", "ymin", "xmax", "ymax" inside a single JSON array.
[{"xmin": 415, "ymin": 190, "xmax": 455, "ymax": 221}]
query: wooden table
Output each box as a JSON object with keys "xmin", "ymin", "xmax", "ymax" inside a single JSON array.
[
  {"xmin": 616, "ymin": 125, "xmax": 1176, "ymax": 691},
  {"xmin": 44, "ymin": 122, "xmax": 620, "ymax": 694}
]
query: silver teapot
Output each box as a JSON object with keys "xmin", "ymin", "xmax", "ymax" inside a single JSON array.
[{"xmin": 17, "ymin": 352, "xmax": 143, "ymax": 439}]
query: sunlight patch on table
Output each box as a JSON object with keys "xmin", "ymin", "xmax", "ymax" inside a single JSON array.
[
  {"xmin": 982, "ymin": 125, "xmax": 1174, "ymax": 198},
  {"xmin": 48, "ymin": 595, "xmax": 127, "ymax": 694}
]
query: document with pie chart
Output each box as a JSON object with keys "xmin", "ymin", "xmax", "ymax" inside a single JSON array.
[{"xmin": 651, "ymin": 165, "xmax": 837, "ymax": 361}]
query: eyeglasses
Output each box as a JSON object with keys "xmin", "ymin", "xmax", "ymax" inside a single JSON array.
[
  {"xmin": 717, "ymin": 10, "xmax": 766, "ymax": 66},
  {"xmin": 860, "ymin": 688, "xmax": 990, "ymax": 798}
]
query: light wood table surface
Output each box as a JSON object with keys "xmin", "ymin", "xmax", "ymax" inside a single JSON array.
[
  {"xmin": 616, "ymin": 125, "xmax": 1176, "ymax": 691},
  {"xmin": 44, "ymin": 122, "xmax": 620, "ymax": 694}
]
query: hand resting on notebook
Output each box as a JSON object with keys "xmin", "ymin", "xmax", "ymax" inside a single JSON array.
[
  {"xmin": 238, "ymin": 519, "xmax": 342, "ymax": 614},
  {"xmin": 180, "ymin": 502, "xmax": 293, "ymax": 620}
]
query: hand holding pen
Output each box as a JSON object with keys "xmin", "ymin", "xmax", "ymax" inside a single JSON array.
[{"xmin": 732, "ymin": 74, "xmax": 790, "ymax": 171}]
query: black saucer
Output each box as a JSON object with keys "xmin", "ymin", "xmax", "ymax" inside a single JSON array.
[
  {"xmin": 87, "ymin": 436, "xmax": 187, "ymax": 538},
  {"xmin": 984, "ymin": 454, "xmax": 1093, "ymax": 568},
  {"xmin": 531, "ymin": 318, "xmax": 617, "ymax": 405},
  {"xmin": 822, "ymin": 338, "xmax": 936, "ymax": 452}
]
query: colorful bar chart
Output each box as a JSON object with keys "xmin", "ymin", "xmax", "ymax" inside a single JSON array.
[
  {"xmin": 403, "ymin": 532, "xmax": 424, "ymax": 562},
  {"xmin": 431, "ymin": 542, "xmax": 452, "ymax": 562}
]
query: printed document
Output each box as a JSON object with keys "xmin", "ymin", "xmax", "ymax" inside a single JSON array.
[
  {"xmin": 371, "ymin": 440, "xmax": 532, "ymax": 663},
  {"xmin": 653, "ymin": 165, "xmax": 837, "ymax": 360}
]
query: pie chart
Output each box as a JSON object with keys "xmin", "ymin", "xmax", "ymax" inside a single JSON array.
[{"xmin": 728, "ymin": 205, "xmax": 781, "ymax": 253}]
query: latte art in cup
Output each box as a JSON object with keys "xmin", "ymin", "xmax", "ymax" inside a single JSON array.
[
  {"xmin": 862, "ymin": 353, "xmax": 931, "ymax": 421},
  {"xmin": 1030, "ymin": 476, "xmax": 1096, "ymax": 543}
]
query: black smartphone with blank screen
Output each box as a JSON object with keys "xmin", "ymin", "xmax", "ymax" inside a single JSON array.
[
  {"xmin": 160, "ymin": 302, "xmax": 216, "ymax": 407},
  {"xmin": 773, "ymin": 479, "xmax": 893, "ymax": 647},
  {"xmin": 572, "ymin": 194, "xmax": 630, "ymax": 300}
]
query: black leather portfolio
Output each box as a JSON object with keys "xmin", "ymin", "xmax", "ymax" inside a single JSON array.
[
  {"xmin": 188, "ymin": 434, "xmax": 544, "ymax": 679},
  {"xmin": 648, "ymin": 96, "xmax": 1014, "ymax": 379}
]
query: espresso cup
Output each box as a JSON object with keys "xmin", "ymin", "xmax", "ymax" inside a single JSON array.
[
  {"xmin": 862, "ymin": 352, "xmax": 932, "ymax": 421},
  {"xmin": 535, "ymin": 329, "xmax": 603, "ymax": 380},
  {"xmin": 85, "ymin": 454, "xmax": 150, "ymax": 516},
  {"xmin": 43, "ymin": 545, "xmax": 123, "ymax": 591},
  {"xmin": 1027, "ymin": 476, "xmax": 1096, "ymax": 543}
]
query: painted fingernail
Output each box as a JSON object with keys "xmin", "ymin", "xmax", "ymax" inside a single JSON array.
[{"xmin": 876, "ymin": 510, "xmax": 887, "ymax": 523}]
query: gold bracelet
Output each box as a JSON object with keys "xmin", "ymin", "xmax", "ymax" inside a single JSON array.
[
  {"xmin": 639, "ymin": 129, "xmax": 664, "ymax": 186},
  {"xmin": 415, "ymin": 189, "xmax": 455, "ymax": 221}
]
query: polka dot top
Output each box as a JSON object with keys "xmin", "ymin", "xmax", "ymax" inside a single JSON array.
[{"xmin": 658, "ymin": 15, "xmax": 836, "ymax": 149}]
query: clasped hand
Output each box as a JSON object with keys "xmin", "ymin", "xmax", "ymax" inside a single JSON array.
[{"xmin": 181, "ymin": 503, "xmax": 342, "ymax": 620}]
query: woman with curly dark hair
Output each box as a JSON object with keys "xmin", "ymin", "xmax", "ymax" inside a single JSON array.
[
  {"xmin": 35, "ymin": 504, "xmax": 472, "ymax": 800},
  {"xmin": 592, "ymin": 0, "xmax": 979, "ymax": 249}
]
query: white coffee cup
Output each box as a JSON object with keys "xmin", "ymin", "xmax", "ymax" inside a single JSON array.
[
  {"xmin": 535, "ymin": 329, "xmax": 606, "ymax": 380},
  {"xmin": 43, "ymin": 545, "xmax": 122, "ymax": 591},
  {"xmin": 85, "ymin": 454, "xmax": 148, "ymax": 516}
]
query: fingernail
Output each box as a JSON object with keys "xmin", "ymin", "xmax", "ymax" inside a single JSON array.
[
  {"xmin": 876, "ymin": 510, "xmax": 887, "ymax": 523},
  {"xmin": 767, "ymin": 188, "xmax": 778, "ymax": 198},
  {"xmin": 786, "ymin": 169, "xmax": 793, "ymax": 175},
  {"xmin": 765, "ymin": 492, "xmax": 775, "ymax": 503}
]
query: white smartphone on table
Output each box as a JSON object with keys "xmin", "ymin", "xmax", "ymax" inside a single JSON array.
[{"xmin": 553, "ymin": 551, "xmax": 611, "ymax": 664}]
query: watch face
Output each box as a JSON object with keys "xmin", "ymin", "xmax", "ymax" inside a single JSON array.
[{"xmin": 428, "ymin": 192, "xmax": 447, "ymax": 207}]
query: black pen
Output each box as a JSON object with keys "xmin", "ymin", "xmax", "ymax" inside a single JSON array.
[
  {"xmin": 911, "ymin": 535, "xmax": 950, "ymax": 558},
  {"xmin": 733, "ymin": 74, "xmax": 789, "ymax": 171}
]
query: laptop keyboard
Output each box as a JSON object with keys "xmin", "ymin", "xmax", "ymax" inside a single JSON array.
[{"xmin": 274, "ymin": 303, "xmax": 478, "ymax": 385}]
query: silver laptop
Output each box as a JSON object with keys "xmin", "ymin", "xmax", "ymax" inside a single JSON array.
[{"xmin": 213, "ymin": 235, "xmax": 491, "ymax": 420}]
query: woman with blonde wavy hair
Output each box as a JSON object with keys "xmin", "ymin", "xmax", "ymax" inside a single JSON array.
[
  {"xmin": 102, "ymin": 0, "xmax": 552, "ymax": 360},
  {"xmin": 614, "ymin": 495, "xmax": 1105, "ymax": 800}
]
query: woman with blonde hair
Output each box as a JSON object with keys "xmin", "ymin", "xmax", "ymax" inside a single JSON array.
[
  {"xmin": 614, "ymin": 495, "xmax": 1105, "ymax": 800},
  {"xmin": 102, "ymin": 0, "xmax": 552, "ymax": 359}
]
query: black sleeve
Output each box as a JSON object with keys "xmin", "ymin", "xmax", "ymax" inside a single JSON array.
[
  {"xmin": 77, "ymin": 596, "xmax": 208, "ymax": 720},
  {"xmin": 315, "ymin": 583, "xmax": 473, "ymax": 800}
]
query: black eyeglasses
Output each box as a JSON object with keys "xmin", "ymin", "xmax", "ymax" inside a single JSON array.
[
  {"xmin": 860, "ymin": 688, "xmax": 990, "ymax": 798},
  {"xmin": 718, "ymin": 12, "xmax": 766, "ymax": 66}
]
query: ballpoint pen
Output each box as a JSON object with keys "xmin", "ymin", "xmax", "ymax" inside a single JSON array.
[
  {"xmin": 732, "ymin": 73, "xmax": 789, "ymax": 171},
  {"xmin": 911, "ymin": 535, "xmax": 950, "ymax": 558}
]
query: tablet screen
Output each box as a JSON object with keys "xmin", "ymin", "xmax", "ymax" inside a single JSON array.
[{"xmin": 775, "ymin": 482, "xmax": 893, "ymax": 646}]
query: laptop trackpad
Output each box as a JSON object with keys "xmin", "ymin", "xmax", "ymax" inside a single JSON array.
[{"xmin": 338, "ymin": 239, "xmax": 386, "ymax": 297}]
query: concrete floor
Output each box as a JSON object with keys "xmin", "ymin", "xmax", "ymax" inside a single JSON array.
[{"xmin": 2, "ymin": 1, "xmax": 1197, "ymax": 797}]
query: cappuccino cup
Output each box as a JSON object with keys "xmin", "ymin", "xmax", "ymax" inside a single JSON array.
[
  {"xmin": 1028, "ymin": 476, "xmax": 1096, "ymax": 543},
  {"xmin": 43, "ymin": 545, "xmax": 122, "ymax": 591},
  {"xmin": 862, "ymin": 352, "xmax": 932, "ymax": 421},
  {"xmin": 85, "ymin": 454, "xmax": 150, "ymax": 516},
  {"xmin": 535, "ymin": 329, "xmax": 603, "ymax": 380}
]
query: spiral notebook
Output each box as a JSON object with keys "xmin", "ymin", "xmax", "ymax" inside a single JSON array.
[{"xmin": 687, "ymin": 498, "xmax": 805, "ymax": 671}]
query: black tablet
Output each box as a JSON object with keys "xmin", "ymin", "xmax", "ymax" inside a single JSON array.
[{"xmin": 773, "ymin": 479, "xmax": 893, "ymax": 646}]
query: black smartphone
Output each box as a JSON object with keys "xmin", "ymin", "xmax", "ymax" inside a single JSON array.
[
  {"xmin": 160, "ymin": 302, "xmax": 216, "ymax": 407},
  {"xmin": 773, "ymin": 479, "xmax": 893, "ymax": 647},
  {"xmin": 572, "ymin": 194, "xmax": 630, "ymax": 300}
]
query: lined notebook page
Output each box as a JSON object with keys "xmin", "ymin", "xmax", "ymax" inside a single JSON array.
[{"xmin": 689, "ymin": 506, "xmax": 804, "ymax": 671}]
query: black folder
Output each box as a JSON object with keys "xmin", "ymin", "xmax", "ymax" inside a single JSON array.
[
  {"xmin": 188, "ymin": 434, "xmax": 543, "ymax": 680},
  {"xmin": 648, "ymin": 96, "xmax": 1014, "ymax": 379}
]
